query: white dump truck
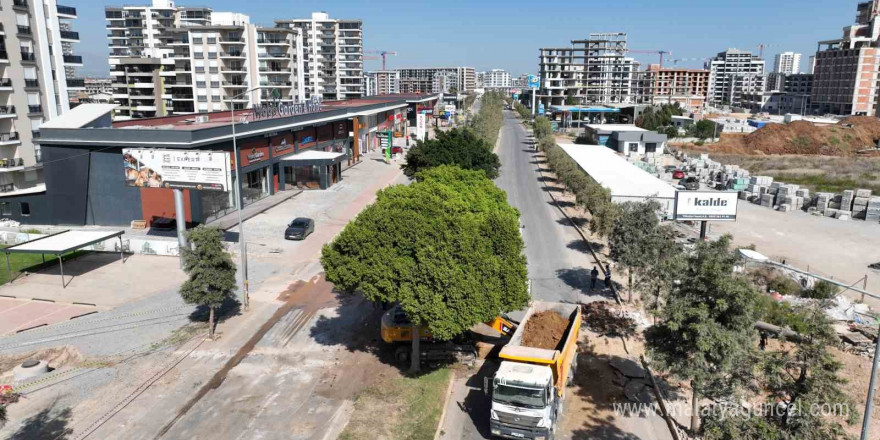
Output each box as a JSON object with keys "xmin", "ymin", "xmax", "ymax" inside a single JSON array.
[{"xmin": 488, "ymin": 301, "xmax": 581, "ymax": 440}]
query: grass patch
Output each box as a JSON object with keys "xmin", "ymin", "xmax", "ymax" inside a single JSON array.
[
  {"xmin": 339, "ymin": 368, "xmax": 451, "ymax": 440},
  {"xmin": 0, "ymin": 247, "xmax": 92, "ymax": 285}
]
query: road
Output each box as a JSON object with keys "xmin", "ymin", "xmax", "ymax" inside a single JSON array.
[{"xmin": 441, "ymin": 111, "xmax": 673, "ymax": 440}]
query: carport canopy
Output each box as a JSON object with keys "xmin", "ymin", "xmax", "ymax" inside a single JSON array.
[
  {"xmin": 280, "ymin": 150, "xmax": 346, "ymax": 166},
  {"xmin": 3, "ymin": 230, "xmax": 126, "ymax": 288}
]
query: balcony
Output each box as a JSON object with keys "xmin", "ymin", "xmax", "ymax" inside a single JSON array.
[
  {"xmin": 17, "ymin": 26, "xmax": 32, "ymax": 37},
  {"xmin": 257, "ymin": 39, "xmax": 286, "ymax": 45},
  {"xmin": 220, "ymin": 51, "xmax": 243, "ymax": 58},
  {"xmin": 12, "ymin": 0, "xmax": 27, "ymax": 10},
  {"xmin": 259, "ymin": 52, "xmax": 289, "ymax": 59},
  {"xmin": 24, "ymin": 79, "xmax": 38, "ymax": 88},
  {"xmin": 0, "ymin": 158, "xmax": 25, "ymax": 169},
  {"xmin": 20, "ymin": 52, "xmax": 36, "ymax": 63},
  {"xmin": 63, "ymin": 55, "xmax": 83, "ymax": 65},
  {"xmin": 0, "ymin": 79, "xmax": 11, "ymax": 88},
  {"xmin": 60, "ymin": 30, "xmax": 79, "ymax": 41},
  {"xmin": 57, "ymin": 5, "xmax": 77, "ymax": 17},
  {"xmin": 31, "ymin": 130, "xmax": 39, "ymax": 140},
  {"xmin": 0, "ymin": 133, "xmax": 20, "ymax": 145},
  {"xmin": 28, "ymin": 105, "xmax": 42, "ymax": 114},
  {"xmin": 0, "ymin": 106, "xmax": 17, "ymax": 118},
  {"xmin": 67, "ymin": 78, "xmax": 85, "ymax": 88}
]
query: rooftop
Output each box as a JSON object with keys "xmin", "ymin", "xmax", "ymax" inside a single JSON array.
[
  {"xmin": 585, "ymin": 124, "xmax": 647, "ymax": 132},
  {"xmin": 558, "ymin": 143, "xmax": 676, "ymax": 200}
]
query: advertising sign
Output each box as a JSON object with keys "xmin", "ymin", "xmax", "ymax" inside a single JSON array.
[
  {"xmin": 527, "ymin": 75, "xmax": 540, "ymax": 89},
  {"xmin": 416, "ymin": 113, "xmax": 427, "ymax": 141},
  {"xmin": 674, "ymin": 191, "xmax": 739, "ymax": 221},
  {"xmin": 538, "ymin": 103, "xmax": 545, "ymax": 115},
  {"xmin": 444, "ymin": 104, "xmax": 456, "ymax": 114},
  {"xmin": 250, "ymin": 96, "xmax": 322, "ymax": 121},
  {"xmin": 123, "ymin": 148, "xmax": 231, "ymax": 192}
]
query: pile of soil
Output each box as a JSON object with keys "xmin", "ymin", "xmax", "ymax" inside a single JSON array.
[
  {"xmin": 581, "ymin": 301, "xmax": 636, "ymax": 338},
  {"xmin": 685, "ymin": 116, "xmax": 880, "ymax": 156},
  {"xmin": 522, "ymin": 311, "xmax": 568, "ymax": 350},
  {"xmin": 0, "ymin": 345, "xmax": 84, "ymax": 376}
]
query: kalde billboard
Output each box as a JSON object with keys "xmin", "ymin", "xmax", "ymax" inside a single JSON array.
[
  {"xmin": 674, "ymin": 191, "xmax": 738, "ymax": 221},
  {"xmin": 123, "ymin": 148, "xmax": 232, "ymax": 192}
]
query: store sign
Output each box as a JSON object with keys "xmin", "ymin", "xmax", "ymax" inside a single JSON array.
[
  {"xmin": 274, "ymin": 138, "xmax": 293, "ymax": 154},
  {"xmin": 299, "ymin": 135, "xmax": 315, "ymax": 145},
  {"xmin": 251, "ymin": 96, "xmax": 322, "ymax": 121},
  {"xmin": 335, "ymin": 121, "xmax": 347, "ymax": 137},
  {"xmin": 674, "ymin": 191, "xmax": 739, "ymax": 221},
  {"xmin": 123, "ymin": 148, "xmax": 231, "ymax": 192}
]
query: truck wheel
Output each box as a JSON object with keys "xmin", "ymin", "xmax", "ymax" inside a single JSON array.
[{"xmin": 394, "ymin": 346, "xmax": 410, "ymax": 366}]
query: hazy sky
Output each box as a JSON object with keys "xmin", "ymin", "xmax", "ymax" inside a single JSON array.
[{"xmin": 69, "ymin": 0, "xmax": 857, "ymax": 77}]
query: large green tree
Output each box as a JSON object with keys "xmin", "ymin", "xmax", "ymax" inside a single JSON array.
[
  {"xmin": 179, "ymin": 226, "xmax": 237, "ymax": 339},
  {"xmin": 645, "ymin": 235, "xmax": 760, "ymax": 432},
  {"xmin": 402, "ymin": 128, "xmax": 501, "ymax": 179},
  {"xmin": 608, "ymin": 201, "xmax": 664, "ymax": 302},
  {"xmin": 321, "ymin": 166, "xmax": 529, "ymax": 371},
  {"xmin": 636, "ymin": 225, "xmax": 685, "ymax": 320}
]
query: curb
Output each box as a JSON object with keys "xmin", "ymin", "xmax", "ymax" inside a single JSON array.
[
  {"xmin": 433, "ymin": 369, "xmax": 456, "ymax": 440},
  {"xmin": 531, "ymin": 142, "xmax": 623, "ymax": 305}
]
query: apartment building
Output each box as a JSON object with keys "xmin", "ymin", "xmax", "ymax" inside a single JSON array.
[
  {"xmin": 812, "ymin": 1, "xmax": 880, "ymax": 116},
  {"xmin": 773, "ymin": 51, "xmax": 802, "ymax": 74},
  {"xmin": 365, "ymin": 70, "xmax": 399, "ymax": 95},
  {"xmin": 85, "ymin": 77, "xmax": 113, "ymax": 96},
  {"xmin": 397, "ymin": 67, "xmax": 475, "ymax": 93},
  {"xmin": 110, "ymin": 57, "xmax": 173, "ymax": 120},
  {"xmin": 275, "ymin": 12, "xmax": 363, "ymax": 100},
  {"xmin": 483, "ymin": 69, "xmax": 511, "ymax": 89},
  {"xmin": 538, "ymin": 33, "xmax": 644, "ymax": 108},
  {"xmin": 643, "ymin": 65, "xmax": 709, "ymax": 112},
  {"xmin": 0, "ymin": 0, "xmax": 81, "ymax": 197},
  {"xmin": 707, "ymin": 48, "xmax": 766, "ymax": 107}
]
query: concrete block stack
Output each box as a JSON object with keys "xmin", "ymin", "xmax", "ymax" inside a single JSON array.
[
  {"xmin": 829, "ymin": 194, "xmax": 842, "ymax": 210},
  {"xmin": 815, "ymin": 193, "xmax": 833, "ymax": 212},
  {"xmin": 761, "ymin": 193, "xmax": 775, "ymax": 208},
  {"xmin": 842, "ymin": 190, "xmax": 855, "ymax": 212},
  {"xmin": 795, "ymin": 188, "xmax": 810, "ymax": 199},
  {"xmin": 867, "ymin": 197, "xmax": 880, "ymax": 222}
]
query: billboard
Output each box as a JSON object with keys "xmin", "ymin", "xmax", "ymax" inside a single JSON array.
[
  {"xmin": 416, "ymin": 113, "xmax": 427, "ymax": 141},
  {"xmin": 123, "ymin": 148, "xmax": 232, "ymax": 192},
  {"xmin": 674, "ymin": 191, "xmax": 738, "ymax": 221},
  {"xmin": 527, "ymin": 75, "xmax": 540, "ymax": 89}
]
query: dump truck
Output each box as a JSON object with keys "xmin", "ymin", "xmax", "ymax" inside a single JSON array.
[{"xmin": 487, "ymin": 301, "xmax": 581, "ymax": 440}]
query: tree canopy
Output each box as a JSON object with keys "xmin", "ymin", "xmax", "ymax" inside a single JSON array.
[
  {"xmin": 321, "ymin": 165, "xmax": 529, "ymax": 340},
  {"xmin": 402, "ymin": 128, "xmax": 501, "ymax": 179},
  {"xmin": 608, "ymin": 201, "xmax": 665, "ymax": 301},
  {"xmin": 179, "ymin": 226, "xmax": 237, "ymax": 338},
  {"xmin": 635, "ymin": 104, "xmax": 684, "ymax": 131}
]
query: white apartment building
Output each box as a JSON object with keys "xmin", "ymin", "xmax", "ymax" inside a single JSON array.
[
  {"xmin": 397, "ymin": 67, "xmax": 475, "ymax": 94},
  {"xmin": 538, "ymin": 33, "xmax": 644, "ymax": 107},
  {"xmin": 483, "ymin": 69, "xmax": 511, "ymax": 89},
  {"xmin": 107, "ymin": 3, "xmax": 306, "ymax": 118},
  {"xmin": 275, "ymin": 12, "xmax": 363, "ymax": 100},
  {"xmin": 365, "ymin": 70, "xmax": 399, "ymax": 95},
  {"xmin": 0, "ymin": 0, "xmax": 81, "ymax": 196},
  {"xmin": 773, "ymin": 51, "xmax": 802, "ymax": 74},
  {"xmin": 707, "ymin": 48, "xmax": 766, "ymax": 107}
]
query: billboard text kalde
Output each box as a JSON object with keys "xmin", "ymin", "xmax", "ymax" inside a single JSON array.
[{"xmin": 674, "ymin": 191, "xmax": 738, "ymax": 221}]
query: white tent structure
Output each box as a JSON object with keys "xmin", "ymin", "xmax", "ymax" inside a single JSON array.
[
  {"xmin": 558, "ymin": 143, "xmax": 677, "ymax": 215},
  {"xmin": 3, "ymin": 230, "xmax": 125, "ymax": 287}
]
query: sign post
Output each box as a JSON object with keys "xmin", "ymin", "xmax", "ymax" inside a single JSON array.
[
  {"xmin": 528, "ymin": 75, "xmax": 540, "ymax": 117},
  {"xmin": 380, "ymin": 130, "xmax": 392, "ymax": 163},
  {"xmin": 673, "ymin": 191, "xmax": 739, "ymax": 241}
]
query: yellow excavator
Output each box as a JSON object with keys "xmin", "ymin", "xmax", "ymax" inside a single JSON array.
[{"xmin": 380, "ymin": 305, "xmax": 518, "ymax": 365}]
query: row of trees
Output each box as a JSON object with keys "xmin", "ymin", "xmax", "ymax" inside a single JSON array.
[
  {"xmin": 468, "ymin": 91, "xmax": 506, "ymax": 146},
  {"xmin": 601, "ymin": 200, "xmax": 857, "ymax": 439}
]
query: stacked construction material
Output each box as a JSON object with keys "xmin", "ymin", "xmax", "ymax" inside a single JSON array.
[
  {"xmin": 853, "ymin": 189, "xmax": 872, "ymax": 219},
  {"xmin": 815, "ymin": 193, "xmax": 834, "ymax": 212},
  {"xmin": 842, "ymin": 190, "xmax": 855, "ymax": 212},
  {"xmin": 761, "ymin": 193, "xmax": 775, "ymax": 208},
  {"xmin": 867, "ymin": 197, "xmax": 880, "ymax": 222},
  {"xmin": 728, "ymin": 177, "xmax": 749, "ymax": 191}
]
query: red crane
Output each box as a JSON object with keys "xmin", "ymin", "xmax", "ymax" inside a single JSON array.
[
  {"xmin": 364, "ymin": 50, "xmax": 398, "ymax": 70},
  {"xmin": 628, "ymin": 50, "xmax": 671, "ymax": 69}
]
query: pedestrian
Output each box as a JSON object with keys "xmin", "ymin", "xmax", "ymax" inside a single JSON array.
[
  {"xmin": 604, "ymin": 265, "xmax": 612, "ymax": 289},
  {"xmin": 590, "ymin": 266, "xmax": 599, "ymax": 290},
  {"xmin": 759, "ymin": 332, "xmax": 768, "ymax": 351}
]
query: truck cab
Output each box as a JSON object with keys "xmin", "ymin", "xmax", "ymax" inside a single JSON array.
[{"xmin": 490, "ymin": 361, "xmax": 558, "ymax": 440}]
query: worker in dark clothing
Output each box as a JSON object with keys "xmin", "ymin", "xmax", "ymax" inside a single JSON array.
[
  {"xmin": 604, "ymin": 266, "xmax": 612, "ymax": 289},
  {"xmin": 590, "ymin": 267, "xmax": 599, "ymax": 290},
  {"xmin": 759, "ymin": 332, "xmax": 768, "ymax": 351}
]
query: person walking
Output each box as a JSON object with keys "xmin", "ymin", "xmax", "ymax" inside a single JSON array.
[
  {"xmin": 590, "ymin": 266, "xmax": 599, "ymax": 290},
  {"xmin": 604, "ymin": 265, "xmax": 612, "ymax": 289}
]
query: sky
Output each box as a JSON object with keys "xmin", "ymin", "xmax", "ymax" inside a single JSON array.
[{"xmin": 70, "ymin": 0, "xmax": 858, "ymax": 77}]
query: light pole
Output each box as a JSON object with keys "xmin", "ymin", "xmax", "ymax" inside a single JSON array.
[{"xmin": 225, "ymin": 86, "xmax": 269, "ymax": 310}]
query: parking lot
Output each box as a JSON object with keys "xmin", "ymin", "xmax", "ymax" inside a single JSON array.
[{"xmin": 0, "ymin": 297, "xmax": 98, "ymax": 335}]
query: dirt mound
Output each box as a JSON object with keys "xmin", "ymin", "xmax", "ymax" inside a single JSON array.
[
  {"xmin": 0, "ymin": 345, "xmax": 85, "ymax": 376},
  {"xmin": 522, "ymin": 311, "xmax": 568, "ymax": 350},
  {"xmin": 685, "ymin": 116, "xmax": 880, "ymax": 156}
]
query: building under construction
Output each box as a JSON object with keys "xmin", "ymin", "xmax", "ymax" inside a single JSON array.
[
  {"xmin": 538, "ymin": 33, "xmax": 650, "ymax": 109},
  {"xmin": 643, "ymin": 65, "xmax": 710, "ymax": 112}
]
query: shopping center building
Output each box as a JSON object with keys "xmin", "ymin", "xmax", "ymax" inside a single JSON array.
[{"xmin": 8, "ymin": 93, "xmax": 440, "ymax": 226}]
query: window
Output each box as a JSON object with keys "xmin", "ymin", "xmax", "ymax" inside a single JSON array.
[
  {"xmin": 211, "ymin": 95, "xmax": 220, "ymax": 102},
  {"xmin": 629, "ymin": 142, "xmax": 638, "ymax": 152},
  {"xmin": 193, "ymin": 38, "xmax": 203, "ymax": 44},
  {"xmin": 207, "ymin": 37, "xmax": 216, "ymax": 44},
  {"xmin": 0, "ymin": 202, "xmax": 10, "ymax": 216},
  {"xmin": 20, "ymin": 202, "xmax": 30, "ymax": 216},
  {"xmin": 210, "ymin": 81, "xmax": 219, "ymax": 88},
  {"xmin": 196, "ymin": 81, "xmax": 206, "ymax": 88},
  {"xmin": 198, "ymin": 95, "xmax": 207, "ymax": 102},
  {"xmin": 194, "ymin": 52, "xmax": 204, "ymax": 59}
]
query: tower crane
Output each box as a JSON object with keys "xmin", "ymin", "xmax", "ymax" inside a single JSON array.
[
  {"xmin": 364, "ymin": 50, "xmax": 398, "ymax": 70},
  {"xmin": 628, "ymin": 50, "xmax": 671, "ymax": 68}
]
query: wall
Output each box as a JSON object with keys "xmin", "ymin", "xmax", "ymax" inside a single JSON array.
[
  {"xmin": 42, "ymin": 145, "xmax": 91, "ymax": 225},
  {"xmin": 0, "ymin": 193, "xmax": 52, "ymax": 224},
  {"xmin": 140, "ymin": 188, "xmax": 192, "ymax": 225},
  {"xmin": 86, "ymin": 150, "xmax": 143, "ymax": 226}
]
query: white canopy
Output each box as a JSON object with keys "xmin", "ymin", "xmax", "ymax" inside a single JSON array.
[{"xmin": 5, "ymin": 230, "xmax": 124, "ymax": 254}]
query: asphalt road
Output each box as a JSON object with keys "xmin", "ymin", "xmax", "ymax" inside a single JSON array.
[{"xmin": 494, "ymin": 111, "xmax": 611, "ymax": 305}]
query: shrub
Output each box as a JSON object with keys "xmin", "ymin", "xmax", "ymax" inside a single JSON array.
[
  {"xmin": 767, "ymin": 276, "xmax": 802, "ymax": 296},
  {"xmin": 802, "ymin": 280, "xmax": 839, "ymax": 300}
]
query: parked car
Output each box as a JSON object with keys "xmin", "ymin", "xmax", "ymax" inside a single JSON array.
[
  {"xmin": 672, "ymin": 169, "xmax": 686, "ymax": 179},
  {"xmin": 680, "ymin": 177, "xmax": 700, "ymax": 191},
  {"xmin": 284, "ymin": 217, "xmax": 315, "ymax": 240},
  {"xmin": 663, "ymin": 165, "xmax": 678, "ymax": 173}
]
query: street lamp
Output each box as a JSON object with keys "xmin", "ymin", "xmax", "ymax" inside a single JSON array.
[
  {"xmin": 739, "ymin": 249, "xmax": 880, "ymax": 440},
  {"xmin": 225, "ymin": 86, "xmax": 272, "ymax": 310}
]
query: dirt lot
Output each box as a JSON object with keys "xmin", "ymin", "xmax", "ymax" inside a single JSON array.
[{"xmin": 523, "ymin": 311, "xmax": 568, "ymax": 350}]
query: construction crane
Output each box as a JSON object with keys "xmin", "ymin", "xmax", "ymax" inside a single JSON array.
[
  {"xmin": 671, "ymin": 57, "xmax": 712, "ymax": 67},
  {"xmin": 364, "ymin": 50, "xmax": 398, "ymax": 70},
  {"xmin": 757, "ymin": 43, "xmax": 774, "ymax": 59},
  {"xmin": 628, "ymin": 50, "xmax": 671, "ymax": 68}
]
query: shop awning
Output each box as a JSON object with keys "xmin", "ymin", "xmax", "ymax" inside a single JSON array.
[{"xmin": 280, "ymin": 150, "xmax": 346, "ymax": 166}]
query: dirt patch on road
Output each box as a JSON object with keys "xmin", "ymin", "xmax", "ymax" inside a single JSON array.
[
  {"xmin": 522, "ymin": 311, "xmax": 568, "ymax": 350},
  {"xmin": 0, "ymin": 345, "xmax": 84, "ymax": 376}
]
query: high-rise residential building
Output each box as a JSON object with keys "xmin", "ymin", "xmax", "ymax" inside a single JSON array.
[
  {"xmin": 643, "ymin": 65, "xmax": 710, "ymax": 112},
  {"xmin": 484, "ymin": 69, "xmax": 511, "ymax": 89},
  {"xmin": 767, "ymin": 72, "xmax": 785, "ymax": 91},
  {"xmin": 107, "ymin": 2, "xmax": 306, "ymax": 118},
  {"xmin": 773, "ymin": 51, "xmax": 802, "ymax": 74},
  {"xmin": 365, "ymin": 70, "xmax": 399, "ymax": 95},
  {"xmin": 812, "ymin": 1, "xmax": 880, "ymax": 116},
  {"xmin": 706, "ymin": 48, "xmax": 766, "ymax": 107},
  {"xmin": 275, "ymin": 12, "xmax": 363, "ymax": 100},
  {"xmin": 84, "ymin": 77, "xmax": 113, "ymax": 96},
  {"xmin": 808, "ymin": 55, "xmax": 816, "ymax": 74},
  {"xmin": 475, "ymin": 71, "xmax": 486, "ymax": 88},
  {"xmin": 511, "ymin": 73, "xmax": 530, "ymax": 88},
  {"xmin": 538, "ymin": 33, "xmax": 645, "ymax": 107},
  {"xmin": 397, "ymin": 67, "xmax": 475, "ymax": 93},
  {"xmin": 0, "ymin": 0, "xmax": 81, "ymax": 196}
]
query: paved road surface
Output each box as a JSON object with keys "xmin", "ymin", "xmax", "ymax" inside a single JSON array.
[{"xmin": 494, "ymin": 111, "xmax": 611, "ymax": 305}]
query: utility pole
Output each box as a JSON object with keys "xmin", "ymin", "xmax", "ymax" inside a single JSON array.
[
  {"xmin": 861, "ymin": 320, "xmax": 880, "ymax": 440},
  {"xmin": 173, "ymin": 189, "xmax": 187, "ymax": 268}
]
